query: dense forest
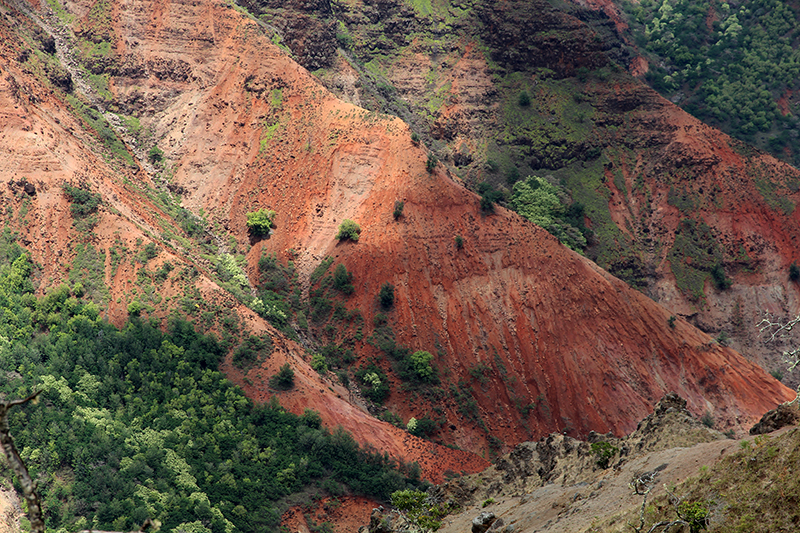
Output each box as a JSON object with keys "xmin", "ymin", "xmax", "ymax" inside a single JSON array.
[
  {"xmin": 0, "ymin": 232, "xmax": 422, "ymax": 533},
  {"xmin": 622, "ymin": 0, "xmax": 800, "ymax": 165}
]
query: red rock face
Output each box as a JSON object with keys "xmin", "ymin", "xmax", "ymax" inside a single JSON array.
[{"xmin": 0, "ymin": 0, "xmax": 793, "ymax": 470}]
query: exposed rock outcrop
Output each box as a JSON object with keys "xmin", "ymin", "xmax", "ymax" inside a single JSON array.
[{"xmin": 750, "ymin": 401, "xmax": 800, "ymax": 435}]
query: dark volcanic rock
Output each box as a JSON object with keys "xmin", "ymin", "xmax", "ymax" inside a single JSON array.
[{"xmin": 750, "ymin": 402, "xmax": 800, "ymax": 435}]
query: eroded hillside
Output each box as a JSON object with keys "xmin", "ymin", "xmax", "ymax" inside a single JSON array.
[
  {"xmin": 251, "ymin": 0, "xmax": 800, "ymax": 388},
  {"xmin": 0, "ymin": 0, "xmax": 794, "ymax": 473}
]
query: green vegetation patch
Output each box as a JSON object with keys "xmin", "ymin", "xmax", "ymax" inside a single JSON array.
[
  {"xmin": 510, "ymin": 175, "xmax": 589, "ymax": 251},
  {"xmin": 753, "ymin": 175, "xmax": 796, "ymax": 216},
  {"xmin": 640, "ymin": 431, "xmax": 800, "ymax": 532},
  {"xmin": 65, "ymin": 95, "xmax": 134, "ymax": 167},
  {"xmin": 69, "ymin": 242, "xmax": 110, "ymax": 305},
  {"xmin": 667, "ymin": 218, "xmax": 724, "ymax": 301},
  {"xmin": 622, "ymin": 0, "xmax": 800, "ymax": 165},
  {"xmin": 0, "ymin": 245, "xmax": 422, "ymax": 533}
]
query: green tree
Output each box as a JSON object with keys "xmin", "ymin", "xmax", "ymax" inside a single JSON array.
[
  {"xmin": 336, "ymin": 219, "xmax": 361, "ymax": 242},
  {"xmin": 246, "ymin": 209, "xmax": 277, "ymax": 236},
  {"xmin": 391, "ymin": 490, "xmax": 444, "ymax": 532},
  {"xmin": 409, "ymin": 351, "xmax": 436, "ymax": 383},
  {"xmin": 379, "ymin": 282, "xmax": 395, "ymax": 309},
  {"xmin": 332, "ymin": 264, "xmax": 354, "ymax": 294},
  {"xmin": 269, "ymin": 363, "xmax": 295, "ymax": 390}
]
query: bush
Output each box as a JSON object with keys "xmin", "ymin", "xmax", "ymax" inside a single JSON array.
[
  {"xmin": 411, "ymin": 132, "xmax": 420, "ymax": 145},
  {"xmin": 478, "ymin": 182, "xmax": 503, "ymax": 213},
  {"xmin": 790, "ymin": 261, "xmax": 799, "ymax": 282},
  {"xmin": 591, "ymin": 441, "xmax": 618, "ymax": 469},
  {"xmin": 425, "ymin": 153, "xmax": 437, "ymax": 173},
  {"xmin": 518, "ymin": 90, "xmax": 531, "ymax": 107},
  {"xmin": 63, "ymin": 183, "xmax": 102, "ymax": 218},
  {"xmin": 127, "ymin": 300, "xmax": 142, "ymax": 316},
  {"xmin": 233, "ymin": 335, "xmax": 273, "ymax": 369},
  {"xmin": 454, "ymin": 235, "xmax": 464, "ymax": 250},
  {"xmin": 677, "ymin": 501, "xmax": 710, "ymax": 533},
  {"xmin": 711, "ymin": 263, "xmax": 732, "ymax": 290},
  {"xmin": 409, "ymin": 350, "xmax": 436, "ymax": 383},
  {"xmin": 379, "ymin": 282, "xmax": 395, "ymax": 309},
  {"xmin": 247, "ymin": 209, "xmax": 277, "ymax": 236},
  {"xmin": 332, "ymin": 264, "xmax": 355, "ymax": 294},
  {"xmin": 393, "ymin": 201, "xmax": 404, "ymax": 220},
  {"xmin": 356, "ymin": 364, "xmax": 390, "ymax": 403},
  {"xmin": 407, "ymin": 415, "xmax": 437, "ymax": 438},
  {"xmin": 269, "ymin": 363, "xmax": 295, "ymax": 390},
  {"xmin": 147, "ymin": 146, "xmax": 164, "ymax": 164},
  {"xmin": 336, "ymin": 219, "xmax": 361, "ymax": 242}
]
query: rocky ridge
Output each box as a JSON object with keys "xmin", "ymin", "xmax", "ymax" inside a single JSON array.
[{"xmin": 363, "ymin": 394, "xmax": 798, "ymax": 533}]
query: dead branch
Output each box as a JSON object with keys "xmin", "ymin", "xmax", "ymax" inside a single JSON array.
[
  {"xmin": 758, "ymin": 312, "xmax": 800, "ymax": 370},
  {"xmin": 0, "ymin": 391, "xmax": 44, "ymax": 533}
]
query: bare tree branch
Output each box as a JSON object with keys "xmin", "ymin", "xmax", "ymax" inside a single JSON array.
[
  {"xmin": 0, "ymin": 391, "xmax": 44, "ymax": 533},
  {"xmin": 758, "ymin": 312, "xmax": 800, "ymax": 368},
  {"xmin": 759, "ymin": 311, "xmax": 800, "ymax": 404}
]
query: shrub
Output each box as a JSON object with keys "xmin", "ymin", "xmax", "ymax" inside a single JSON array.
[
  {"xmin": 425, "ymin": 153, "xmax": 437, "ymax": 173},
  {"xmin": 233, "ymin": 335, "xmax": 273, "ymax": 369},
  {"xmin": 310, "ymin": 353, "xmax": 329, "ymax": 374},
  {"xmin": 715, "ymin": 331, "xmax": 730, "ymax": 347},
  {"xmin": 127, "ymin": 300, "xmax": 142, "ymax": 316},
  {"xmin": 711, "ymin": 263, "xmax": 732, "ymax": 290},
  {"xmin": 677, "ymin": 501, "xmax": 710, "ymax": 533},
  {"xmin": 378, "ymin": 282, "xmax": 395, "ymax": 309},
  {"xmin": 246, "ymin": 208, "xmax": 277, "ymax": 236},
  {"xmin": 700, "ymin": 411, "xmax": 714, "ymax": 428},
  {"xmin": 407, "ymin": 416, "xmax": 437, "ymax": 438},
  {"xmin": 356, "ymin": 364, "xmax": 390, "ymax": 403},
  {"xmin": 478, "ymin": 182, "xmax": 503, "ymax": 213},
  {"xmin": 147, "ymin": 146, "xmax": 164, "ymax": 164},
  {"xmin": 591, "ymin": 441, "xmax": 618, "ymax": 469},
  {"xmin": 332, "ymin": 264, "xmax": 354, "ymax": 294},
  {"xmin": 409, "ymin": 350, "xmax": 436, "ymax": 383},
  {"xmin": 393, "ymin": 201, "xmax": 404, "ymax": 220},
  {"xmin": 380, "ymin": 411, "xmax": 405, "ymax": 428},
  {"xmin": 269, "ymin": 363, "xmax": 295, "ymax": 390},
  {"xmin": 411, "ymin": 132, "xmax": 420, "ymax": 145},
  {"xmin": 391, "ymin": 489, "xmax": 446, "ymax": 532},
  {"xmin": 668, "ymin": 315, "xmax": 676, "ymax": 328},
  {"xmin": 506, "ymin": 166, "xmax": 520, "ymax": 185},
  {"xmin": 63, "ymin": 183, "xmax": 101, "ymax": 218},
  {"xmin": 518, "ymin": 90, "xmax": 531, "ymax": 107},
  {"xmin": 454, "ymin": 235, "xmax": 464, "ymax": 250},
  {"xmin": 137, "ymin": 242, "xmax": 159, "ymax": 263},
  {"xmin": 336, "ymin": 219, "xmax": 361, "ymax": 242},
  {"xmin": 790, "ymin": 261, "xmax": 799, "ymax": 282}
]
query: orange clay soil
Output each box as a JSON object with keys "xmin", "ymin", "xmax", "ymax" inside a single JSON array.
[{"xmin": 280, "ymin": 496, "xmax": 379, "ymax": 533}]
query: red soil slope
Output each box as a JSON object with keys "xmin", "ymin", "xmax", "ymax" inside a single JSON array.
[
  {"xmin": 0, "ymin": 0, "xmax": 793, "ymax": 465},
  {"xmin": 95, "ymin": 0, "xmax": 791, "ymax": 450},
  {"xmin": 594, "ymin": 82, "xmax": 800, "ymax": 381}
]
